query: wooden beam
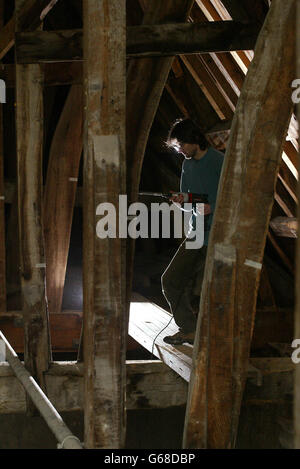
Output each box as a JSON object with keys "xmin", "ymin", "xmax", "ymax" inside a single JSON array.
[
  {"xmin": 270, "ymin": 217, "xmax": 297, "ymax": 238},
  {"xmin": 0, "ymin": 2, "xmax": 6, "ymax": 312},
  {"xmin": 167, "ymin": 65, "xmax": 221, "ymax": 132},
  {"xmin": 0, "ymin": 0, "xmax": 58, "ymax": 60},
  {"xmin": 15, "ymin": 22, "xmax": 259, "ymax": 62},
  {"xmin": 0, "ymin": 358, "xmax": 292, "ymax": 414},
  {"xmin": 83, "ymin": 0, "xmax": 126, "ymax": 449},
  {"xmin": 44, "ymin": 85, "xmax": 83, "ymax": 313},
  {"xmin": 0, "ymin": 360, "xmax": 188, "ymax": 414},
  {"xmin": 15, "ymin": 0, "xmax": 51, "ymax": 395},
  {"xmin": 16, "ymin": 29, "xmax": 83, "ymax": 63},
  {"xmin": 5, "ymin": 191, "xmax": 21, "ymax": 311},
  {"xmin": 0, "ymin": 63, "xmax": 83, "ymax": 88},
  {"xmin": 200, "ymin": 54, "xmax": 239, "ymax": 108},
  {"xmin": 0, "ymin": 16, "xmax": 15, "ymax": 61},
  {"xmin": 196, "ymin": 0, "xmax": 253, "ymax": 71},
  {"xmin": 127, "ymin": 21, "xmax": 259, "ymax": 57},
  {"xmin": 181, "ymin": 54, "xmax": 234, "ymax": 120},
  {"xmin": 183, "ymin": 0, "xmax": 296, "ymax": 449},
  {"xmin": 0, "ymin": 311, "xmax": 82, "ymax": 354}
]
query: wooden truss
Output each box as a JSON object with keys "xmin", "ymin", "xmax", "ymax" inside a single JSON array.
[{"xmin": 0, "ymin": 0, "xmax": 298, "ymax": 450}]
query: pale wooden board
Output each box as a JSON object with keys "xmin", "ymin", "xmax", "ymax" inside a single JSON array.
[{"xmin": 129, "ymin": 293, "xmax": 193, "ymax": 382}]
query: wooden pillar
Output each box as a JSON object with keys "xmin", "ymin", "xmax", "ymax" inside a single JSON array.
[
  {"xmin": 183, "ymin": 0, "xmax": 296, "ymax": 449},
  {"xmin": 83, "ymin": 0, "xmax": 126, "ymax": 448},
  {"xmin": 0, "ymin": 0, "xmax": 6, "ymax": 312},
  {"xmin": 15, "ymin": 0, "xmax": 51, "ymax": 392},
  {"xmin": 44, "ymin": 85, "xmax": 83, "ymax": 313},
  {"xmin": 294, "ymin": 0, "xmax": 300, "ymax": 451}
]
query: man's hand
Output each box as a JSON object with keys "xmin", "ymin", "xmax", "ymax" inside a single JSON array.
[{"xmin": 169, "ymin": 191, "xmax": 185, "ymax": 206}]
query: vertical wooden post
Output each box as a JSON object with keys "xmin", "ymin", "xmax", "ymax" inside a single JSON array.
[
  {"xmin": 183, "ymin": 0, "xmax": 296, "ymax": 449},
  {"xmin": 0, "ymin": 0, "xmax": 6, "ymax": 313},
  {"xmin": 83, "ymin": 0, "xmax": 126, "ymax": 448},
  {"xmin": 15, "ymin": 0, "xmax": 51, "ymax": 391},
  {"xmin": 294, "ymin": 0, "xmax": 300, "ymax": 451}
]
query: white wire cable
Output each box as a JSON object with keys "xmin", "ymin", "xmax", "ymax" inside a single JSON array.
[{"xmin": 151, "ymin": 315, "xmax": 174, "ymax": 357}]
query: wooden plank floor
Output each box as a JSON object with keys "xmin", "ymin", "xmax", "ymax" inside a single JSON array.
[
  {"xmin": 129, "ymin": 293, "xmax": 193, "ymax": 382},
  {"xmin": 129, "ymin": 293, "xmax": 264, "ymax": 386}
]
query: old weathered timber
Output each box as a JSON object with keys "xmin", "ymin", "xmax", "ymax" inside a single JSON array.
[
  {"xmin": 270, "ymin": 217, "xmax": 297, "ymax": 238},
  {"xmin": 0, "ymin": 357, "xmax": 292, "ymax": 415},
  {"xmin": 0, "ymin": 311, "xmax": 82, "ymax": 353},
  {"xmin": 181, "ymin": 54, "xmax": 234, "ymax": 120},
  {"xmin": 294, "ymin": 0, "xmax": 300, "ymax": 451},
  {"xmin": 0, "ymin": 62, "xmax": 83, "ymax": 88},
  {"xmin": 83, "ymin": 0, "xmax": 126, "ymax": 449},
  {"xmin": 183, "ymin": 0, "xmax": 296, "ymax": 449},
  {"xmin": 14, "ymin": 21, "xmax": 259, "ymax": 63},
  {"xmin": 0, "ymin": 0, "xmax": 58, "ymax": 60},
  {"xmin": 15, "ymin": 0, "xmax": 51, "ymax": 395},
  {"xmin": 0, "ymin": 2, "xmax": 6, "ymax": 312},
  {"xmin": 127, "ymin": 21, "xmax": 259, "ymax": 57},
  {"xmin": 44, "ymin": 85, "xmax": 83, "ymax": 313},
  {"xmin": 0, "ymin": 360, "xmax": 188, "ymax": 414}
]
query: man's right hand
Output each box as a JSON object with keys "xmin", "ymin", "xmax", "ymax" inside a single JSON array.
[{"xmin": 169, "ymin": 191, "xmax": 184, "ymax": 206}]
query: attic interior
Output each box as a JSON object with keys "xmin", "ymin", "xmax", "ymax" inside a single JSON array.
[{"xmin": 0, "ymin": 0, "xmax": 299, "ymax": 450}]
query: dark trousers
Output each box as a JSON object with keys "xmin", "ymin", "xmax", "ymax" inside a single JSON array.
[{"xmin": 161, "ymin": 239, "xmax": 207, "ymax": 333}]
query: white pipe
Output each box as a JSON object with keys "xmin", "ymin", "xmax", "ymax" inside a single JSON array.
[{"xmin": 0, "ymin": 331, "xmax": 83, "ymax": 449}]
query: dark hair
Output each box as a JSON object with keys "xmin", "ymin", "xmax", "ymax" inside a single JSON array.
[{"xmin": 166, "ymin": 118, "xmax": 209, "ymax": 152}]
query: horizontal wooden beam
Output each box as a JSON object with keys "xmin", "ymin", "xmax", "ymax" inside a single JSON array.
[
  {"xmin": 0, "ymin": 63, "xmax": 83, "ymax": 88},
  {"xmin": 15, "ymin": 21, "xmax": 260, "ymax": 63},
  {"xmin": 0, "ymin": 311, "xmax": 82, "ymax": 353},
  {"xmin": 127, "ymin": 21, "xmax": 259, "ymax": 57},
  {"xmin": 0, "ymin": 358, "xmax": 292, "ymax": 414},
  {"xmin": 0, "ymin": 360, "xmax": 188, "ymax": 413},
  {"xmin": 0, "ymin": 1, "xmax": 58, "ymax": 60}
]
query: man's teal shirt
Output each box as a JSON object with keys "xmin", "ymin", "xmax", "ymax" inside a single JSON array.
[{"xmin": 180, "ymin": 146, "xmax": 224, "ymax": 246}]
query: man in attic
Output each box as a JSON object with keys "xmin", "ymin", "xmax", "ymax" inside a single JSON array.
[{"xmin": 161, "ymin": 118, "xmax": 224, "ymax": 345}]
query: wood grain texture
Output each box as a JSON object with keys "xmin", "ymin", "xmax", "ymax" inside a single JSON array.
[
  {"xmin": 14, "ymin": 21, "xmax": 259, "ymax": 62},
  {"xmin": 44, "ymin": 85, "xmax": 83, "ymax": 313},
  {"xmin": 0, "ymin": 0, "xmax": 58, "ymax": 60},
  {"xmin": 83, "ymin": 0, "xmax": 126, "ymax": 449},
  {"xmin": 0, "ymin": 358, "xmax": 292, "ymax": 414},
  {"xmin": 0, "ymin": 2, "xmax": 6, "ymax": 312},
  {"xmin": 183, "ymin": 0, "xmax": 296, "ymax": 449},
  {"xmin": 15, "ymin": 0, "xmax": 51, "ymax": 393},
  {"xmin": 16, "ymin": 63, "xmax": 51, "ymax": 388}
]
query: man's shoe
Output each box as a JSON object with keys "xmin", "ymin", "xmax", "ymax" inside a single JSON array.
[{"xmin": 163, "ymin": 331, "xmax": 195, "ymax": 345}]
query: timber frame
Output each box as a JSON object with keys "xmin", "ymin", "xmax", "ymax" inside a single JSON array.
[{"xmin": 0, "ymin": 0, "xmax": 298, "ymax": 450}]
